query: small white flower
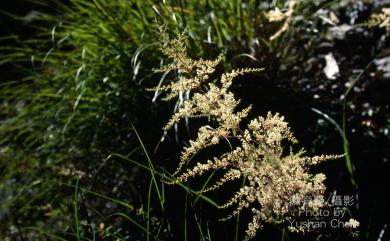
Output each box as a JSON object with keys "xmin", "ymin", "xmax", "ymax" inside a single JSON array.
[
  {"xmin": 265, "ymin": 8, "xmax": 285, "ymax": 22},
  {"xmin": 345, "ymin": 218, "xmax": 360, "ymax": 229},
  {"xmin": 323, "ymin": 53, "xmax": 340, "ymax": 80}
]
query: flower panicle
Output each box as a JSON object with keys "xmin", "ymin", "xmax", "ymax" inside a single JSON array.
[{"xmin": 155, "ymin": 31, "xmax": 352, "ymax": 240}]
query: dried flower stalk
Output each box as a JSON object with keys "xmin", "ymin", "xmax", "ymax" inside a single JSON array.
[{"xmin": 267, "ymin": 0, "xmax": 297, "ymax": 41}]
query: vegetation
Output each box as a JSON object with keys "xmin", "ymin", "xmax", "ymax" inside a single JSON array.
[
  {"xmin": 154, "ymin": 31, "xmax": 349, "ymax": 240},
  {"xmin": 0, "ymin": 0, "xmax": 389, "ymax": 240}
]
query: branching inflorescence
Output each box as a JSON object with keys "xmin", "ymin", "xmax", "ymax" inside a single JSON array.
[{"xmin": 153, "ymin": 31, "xmax": 351, "ymax": 240}]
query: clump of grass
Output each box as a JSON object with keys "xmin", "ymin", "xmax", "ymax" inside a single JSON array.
[{"xmin": 0, "ymin": 0, "xmax": 166, "ymax": 237}]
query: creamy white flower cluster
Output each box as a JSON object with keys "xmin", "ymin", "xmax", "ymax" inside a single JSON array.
[
  {"xmin": 155, "ymin": 31, "xmax": 344, "ymax": 240},
  {"xmin": 369, "ymin": 8, "xmax": 390, "ymax": 29}
]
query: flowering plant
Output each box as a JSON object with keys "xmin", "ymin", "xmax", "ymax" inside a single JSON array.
[{"xmin": 153, "ymin": 30, "xmax": 347, "ymax": 240}]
